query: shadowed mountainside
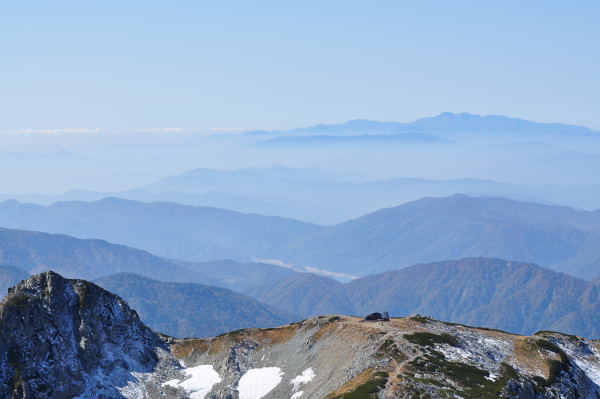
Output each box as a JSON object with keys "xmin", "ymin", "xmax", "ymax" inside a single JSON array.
[
  {"xmin": 95, "ymin": 273, "xmax": 295, "ymax": 338},
  {"xmin": 0, "ymin": 271, "xmax": 180, "ymax": 397},
  {"xmin": 245, "ymin": 272, "xmax": 354, "ymax": 318}
]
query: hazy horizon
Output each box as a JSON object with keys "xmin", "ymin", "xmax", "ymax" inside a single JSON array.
[{"xmin": 3, "ymin": 2, "xmax": 599, "ymax": 201}]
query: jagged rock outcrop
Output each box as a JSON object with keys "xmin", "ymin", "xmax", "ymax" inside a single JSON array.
[{"xmin": 0, "ymin": 271, "xmax": 183, "ymax": 398}]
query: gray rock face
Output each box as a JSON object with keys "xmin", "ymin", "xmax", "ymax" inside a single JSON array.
[{"xmin": 0, "ymin": 271, "xmax": 182, "ymax": 398}]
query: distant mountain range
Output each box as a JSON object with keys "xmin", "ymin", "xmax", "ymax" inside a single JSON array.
[
  {"xmin": 175, "ymin": 259, "xmax": 298, "ymax": 292},
  {"xmin": 4, "ymin": 165, "xmax": 600, "ymax": 224},
  {"xmin": 275, "ymin": 195, "xmax": 600, "ymax": 278},
  {"xmin": 238, "ymin": 114, "xmax": 600, "ymax": 202},
  {"xmin": 3, "ymin": 224, "xmax": 600, "ymax": 338},
  {"xmin": 0, "ymin": 198, "xmax": 319, "ymax": 262},
  {"xmin": 95, "ymin": 273, "xmax": 295, "ymax": 337},
  {"xmin": 407, "ymin": 113, "xmax": 599, "ymax": 137},
  {"xmin": 246, "ymin": 113, "xmax": 600, "ymax": 152},
  {"xmin": 0, "ymin": 228, "xmax": 217, "ymax": 283},
  {"xmin": 4, "ymin": 112, "xmax": 600, "ymax": 201},
  {"xmin": 248, "ymin": 113, "xmax": 600, "ymax": 137},
  {"xmin": 1, "ymin": 195, "xmax": 600, "ymax": 280},
  {"xmin": 117, "ymin": 166, "xmax": 600, "ymax": 222},
  {"xmin": 0, "ymin": 228, "xmax": 300, "ymax": 293},
  {"xmin": 247, "ymin": 258, "xmax": 600, "ymax": 338}
]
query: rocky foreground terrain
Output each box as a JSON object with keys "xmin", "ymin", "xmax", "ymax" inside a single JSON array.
[{"xmin": 2, "ymin": 272, "xmax": 600, "ymax": 398}]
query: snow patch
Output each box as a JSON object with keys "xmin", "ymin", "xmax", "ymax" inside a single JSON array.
[
  {"xmin": 438, "ymin": 344, "xmax": 471, "ymax": 362},
  {"xmin": 162, "ymin": 364, "xmax": 221, "ymax": 399},
  {"xmin": 290, "ymin": 368, "xmax": 315, "ymax": 392},
  {"xmin": 562, "ymin": 343, "xmax": 600, "ymax": 387},
  {"xmin": 238, "ymin": 367, "xmax": 283, "ymax": 399},
  {"xmin": 576, "ymin": 358, "xmax": 600, "ymax": 387},
  {"xmin": 291, "ymin": 391, "xmax": 304, "ymax": 399},
  {"xmin": 433, "ymin": 330, "xmax": 512, "ymax": 379}
]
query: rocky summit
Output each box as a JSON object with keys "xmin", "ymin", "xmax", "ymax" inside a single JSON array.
[
  {"xmin": 0, "ymin": 271, "xmax": 183, "ymax": 398},
  {"xmin": 2, "ymin": 272, "xmax": 600, "ymax": 398}
]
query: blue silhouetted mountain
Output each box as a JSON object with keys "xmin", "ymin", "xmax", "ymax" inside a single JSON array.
[
  {"xmin": 276, "ymin": 195, "xmax": 600, "ymax": 279},
  {"xmin": 2, "ymin": 195, "xmax": 600, "ymax": 280},
  {"xmin": 248, "ymin": 113, "xmax": 600, "ymax": 137},
  {"xmin": 0, "ymin": 227, "xmax": 303, "ymax": 294},
  {"xmin": 0, "ymin": 228, "xmax": 218, "ymax": 284},
  {"xmin": 0, "ymin": 197, "xmax": 320, "ymax": 262},
  {"xmin": 138, "ymin": 166, "xmax": 600, "ymax": 224}
]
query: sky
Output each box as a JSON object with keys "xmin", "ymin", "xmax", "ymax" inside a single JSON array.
[{"xmin": 1, "ymin": 1, "xmax": 599, "ymax": 130}]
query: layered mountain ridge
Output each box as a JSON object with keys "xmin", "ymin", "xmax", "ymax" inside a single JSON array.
[
  {"xmin": 0, "ymin": 227, "xmax": 300, "ymax": 292},
  {"xmin": 1, "ymin": 225, "xmax": 599, "ymax": 339},
  {"xmin": 247, "ymin": 112, "xmax": 600, "ymax": 138},
  {"xmin": 1, "ymin": 195, "xmax": 599, "ymax": 279},
  {"xmin": 0, "ymin": 227, "xmax": 217, "ymax": 284},
  {"xmin": 276, "ymin": 195, "xmax": 600, "ymax": 278}
]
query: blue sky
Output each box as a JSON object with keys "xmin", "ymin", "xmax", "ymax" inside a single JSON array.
[{"xmin": 1, "ymin": 1, "xmax": 599, "ymax": 130}]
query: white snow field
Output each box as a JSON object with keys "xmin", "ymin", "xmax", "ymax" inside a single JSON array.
[
  {"xmin": 290, "ymin": 367, "xmax": 315, "ymax": 396},
  {"xmin": 163, "ymin": 364, "xmax": 222, "ymax": 399},
  {"xmin": 238, "ymin": 367, "xmax": 284, "ymax": 399}
]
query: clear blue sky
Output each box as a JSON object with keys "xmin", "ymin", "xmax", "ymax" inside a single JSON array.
[{"xmin": 1, "ymin": 1, "xmax": 599, "ymax": 130}]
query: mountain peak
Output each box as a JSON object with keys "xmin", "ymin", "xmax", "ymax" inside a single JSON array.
[
  {"xmin": 410, "ymin": 112, "xmax": 597, "ymax": 134},
  {"xmin": 0, "ymin": 271, "xmax": 179, "ymax": 397},
  {"xmin": 8, "ymin": 269, "xmax": 63, "ymax": 294},
  {"xmin": 435, "ymin": 111, "xmax": 481, "ymax": 119}
]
